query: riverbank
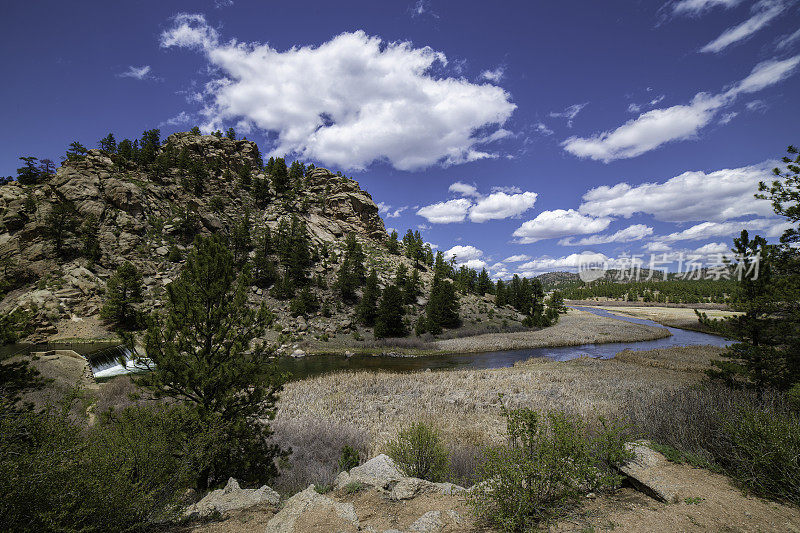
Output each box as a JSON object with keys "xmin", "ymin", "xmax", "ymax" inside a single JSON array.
[
  {"xmin": 292, "ymin": 307, "xmax": 671, "ymax": 357},
  {"xmin": 430, "ymin": 307, "xmax": 670, "ymax": 354},
  {"xmin": 592, "ymin": 305, "xmax": 739, "ymax": 334}
]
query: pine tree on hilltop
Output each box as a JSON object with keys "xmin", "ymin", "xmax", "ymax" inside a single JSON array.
[
  {"xmin": 477, "ymin": 268, "xmax": 494, "ymax": 296},
  {"xmin": 356, "ymin": 269, "xmax": 381, "ymax": 327},
  {"xmin": 16, "ymin": 157, "xmax": 40, "ymax": 185},
  {"xmin": 375, "ymin": 284, "xmax": 406, "ymax": 338}
]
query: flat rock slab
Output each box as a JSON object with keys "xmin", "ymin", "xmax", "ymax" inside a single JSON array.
[
  {"xmin": 619, "ymin": 442, "xmax": 683, "ymax": 503},
  {"xmin": 184, "ymin": 477, "xmax": 280, "ymax": 519},
  {"xmin": 265, "ymin": 485, "xmax": 359, "ymax": 533}
]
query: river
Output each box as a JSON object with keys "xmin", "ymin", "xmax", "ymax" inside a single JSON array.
[{"xmin": 2, "ymin": 307, "xmax": 731, "ymax": 381}]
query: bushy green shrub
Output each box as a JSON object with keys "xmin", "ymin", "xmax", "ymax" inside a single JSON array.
[
  {"xmin": 622, "ymin": 384, "xmax": 800, "ymax": 505},
  {"xmin": 338, "ymin": 445, "xmax": 361, "ymax": 472},
  {"xmin": 386, "ymin": 421, "xmax": 450, "ymax": 482},
  {"xmin": 719, "ymin": 404, "xmax": 800, "ymax": 504},
  {"xmin": 0, "ymin": 399, "xmax": 192, "ymax": 532},
  {"xmin": 469, "ymin": 405, "xmax": 631, "ymax": 531}
]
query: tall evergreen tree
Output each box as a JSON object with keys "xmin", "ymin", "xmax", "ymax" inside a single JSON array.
[
  {"xmin": 138, "ymin": 235, "xmax": 286, "ymax": 489},
  {"xmin": 101, "ymin": 262, "xmax": 144, "ymax": 330},
  {"xmin": 16, "ymin": 157, "xmax": 40, "ymax": 185},
  {"xmin": 98, "ymin": 133, "xmax": 117, "ymax": 153},
  {"xmin": 374, "ymin": 285, "xmax": 406, "ymax": 338},
  {"xmin": 45, "ymin": 201, "xmax": 79, "ymax": 256},
  {"xmin": 356, "ymin": 269, "xmax": 380, "ymax": 327},
  {"xmin": 426, "ymin": 273, "xmax": 460, "ymax": 334}
]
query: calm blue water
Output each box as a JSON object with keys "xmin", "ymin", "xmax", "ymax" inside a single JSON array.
[{"xmin": 3, "ymin": 307, "xmax": 731, "ymax": 380}]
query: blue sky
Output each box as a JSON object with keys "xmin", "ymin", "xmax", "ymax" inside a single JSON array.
[{"xmin": 2, "ymin": 0, "xmax": 799, "ymax": 277}]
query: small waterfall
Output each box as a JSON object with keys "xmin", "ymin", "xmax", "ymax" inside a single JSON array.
[{"xmin": 87, "ymin": 345, "xmax": 149, "ymax": 378}]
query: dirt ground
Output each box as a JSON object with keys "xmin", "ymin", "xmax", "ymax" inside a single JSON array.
[
  {"xmin": 550, "ymin": 463, "xmax": 800, "ymax": 532},
  {"xmin": 49, "ymin": 315, "xmax": 120, "ymax": 342}
]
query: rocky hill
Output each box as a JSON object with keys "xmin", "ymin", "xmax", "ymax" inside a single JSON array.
[{"xmin": 0, "ymin": 131, "xmax": 520, "ymax": 348}]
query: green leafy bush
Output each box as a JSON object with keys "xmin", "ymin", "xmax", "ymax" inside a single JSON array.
[
  {"xmin": 339, "ymin": 444, "xmax": 361, "ymax": 472},
  {"xmin": 623, "ymin": 384, "xmax": 800, "ymax": 505},
  {"xmin": 0, "ymin": 399, "xmax": 192, "ymax": 532},
  {"xmin": 386, "ymin": 421, "xmax": 450, "ymax": 482},
  {"xmin": 469, "ymin": 405, "xmax": 631, "ymax": 531}
]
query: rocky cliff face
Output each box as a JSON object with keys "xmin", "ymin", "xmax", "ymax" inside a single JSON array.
[{"xmin": 0, "ymin": 132, "xmax": 388, "ymax": 341}]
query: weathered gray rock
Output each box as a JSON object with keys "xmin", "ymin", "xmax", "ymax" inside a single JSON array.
[
  {"xmin": 183, "ymin": 477, "xmax": 280, "ymax": 519},
  {"xmin": 389, "ymin": 477, "xmax": 465, "ymax": 501},
  {"xmin": 334, "ymin": 454, "xmax": 404, "ymax": 491},
  {"xmin": 264, "ymin": 485, "xmax": 359, "ymax": 533},
  {"xmin": 619, "ymin": 441, "xmax": 681, "ymax": 503},
  {"xmin": 408, "ymin": 510, "xmax": 445, "ymax": 533}
]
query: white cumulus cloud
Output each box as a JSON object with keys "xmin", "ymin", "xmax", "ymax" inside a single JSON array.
[
  {"xmin": 444, "ymin": 245, "xmax": 484, "ymax": 263},
  {"xmin": 558, "ymin": 224, "xmax": 653, "ymax": 246},
  {"xmin": 469, "ymin": 191, "xmax": 538, "ymax": 222},
  {"xmin": 160, "ymin": 14, "xmax": 515, "ymax": 171},
  {"xmin": 562, "ymin": 55, "xmax": 800, "ymax": 161},
  {"xmin": 503, "ymin": 254, "xmax": 531, "ymax": 263},
  {"xmin": 579, "ymin": 161, "xmax": 776, "ymax": 222},
  {"xmin": 513, "ymin": 209, "xmax": 612, "ymax": 244},
  {"xmin": 660, "ymin": 218, "xmax": 791, "ymax": 241},
  {"xmin": 448, "ymin": 181, "xmax": 481, "ymax": 198},
  {"xmin": 416, "ymin": 198, "xmax": 472, "ymax": 223}
]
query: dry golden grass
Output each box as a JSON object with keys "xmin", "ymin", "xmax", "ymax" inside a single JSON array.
[
  {"xmin": 274, "ymin": 344, "xmax": 717, "ymax": 454},
  {"xmin": 432, "ymin": 307, "xmax": 670, "ymax": 353}
]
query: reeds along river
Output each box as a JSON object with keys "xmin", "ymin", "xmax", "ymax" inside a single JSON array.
[{"xmin": 4, "ymin": 307, "xmax": 732, "ymax": 382}]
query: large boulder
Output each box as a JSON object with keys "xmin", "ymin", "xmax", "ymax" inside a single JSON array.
[
  {"xmin": 334, "ymin": 454, "xmax": 404, "ymax": 491},
  {"xmin": 264, "ymin": 485, "xmax": 359, "ymax": 533},
  {"xmin": 183, "ymin": 477, "xmax": 280, "ymax": 519}
]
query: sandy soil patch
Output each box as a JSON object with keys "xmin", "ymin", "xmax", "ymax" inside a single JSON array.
[
  {"xmin": 550, "ymin": 464, "xmax": 800, "ymax": 532},
  {"xmin": 49, "ymin": 315, "xmax": 119, "ymax": 342}
]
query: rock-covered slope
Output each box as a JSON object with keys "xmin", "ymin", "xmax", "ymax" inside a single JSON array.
[
  {"xmin": 1, "ymin": 131, "xmax": 519, "ymax": 346},
  {"xmin": 0, "ymin": 132, "xmax": 388, "ymax": 341}
]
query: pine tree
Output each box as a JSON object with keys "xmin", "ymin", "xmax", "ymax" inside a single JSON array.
[
  {"xmin": 16, "ymin": 157, "xmax": 40, "ymax": 185},
  {"xmin": 387, "ymin": 230, "xmax": 400, "ymax": 254},
  {"xmin": 65, "ymin": 141, "xmax": 87, "ymax": 162},
  {"xmin": 45, "ymin": 201, "xmax": 79, "ymax": 256},
  {"xmin": 269, "ymin": 157, "xmax": 289, "ymax": 193},
  {"xmin": 375, "ymin": 285, "xmax": 406, "ymax": 338},
  {"xmin": 230, "ymin": 210, "xmax": 252, "ymax": 266},
  {"xmin": 426, "ymin": 273, "xmax": 460, "ymax": 334},
  {"xmin": 98, "ymin": 133, "xmax": 117, "ymax": 153},
  {"xmin": 495, "ymin": 279, "xmax": 507, "ymax": 306},
  {"xmin": 356, "ymin": 269, "xmax": 381, "ymax": 326},
  {"xmin": 138, "ymin": 235, "xmax": 286, "ymax": 489},
  {"xmin": 476, "ymin": 268, "xmax": 493, "ymax": 296},
  {"xmin": 101, "ymin": 262, "xmax": 143, "ymax": 330},
  {"xmin": 335, "ymin": 234, "xmax": 366, "ymax": 303},
  {"xmin": 117, "ymin": 139, "xmax": 134, "ymax": 161},
  {"xmin": 225, "ymin": 127, "xmax": 236, "ymax": 140}
]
